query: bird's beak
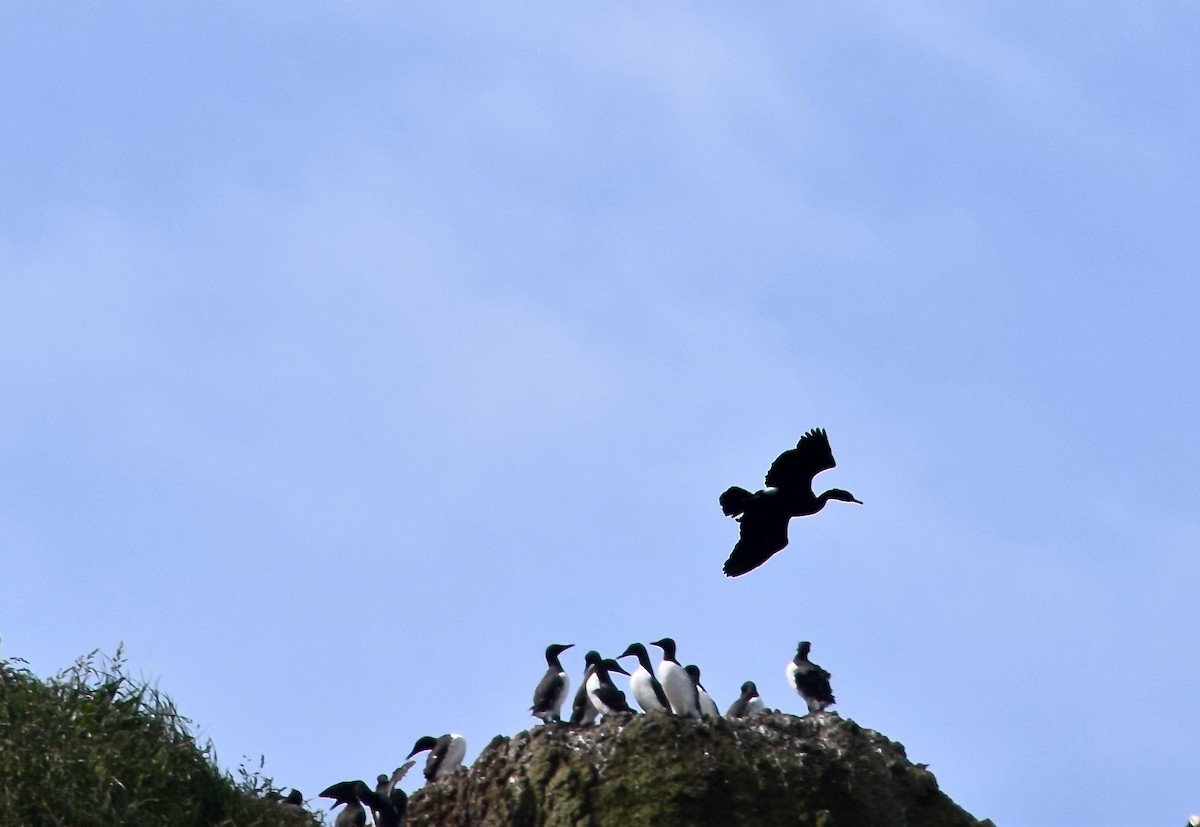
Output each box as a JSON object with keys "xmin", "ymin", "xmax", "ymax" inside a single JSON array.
[{"xmin": 852, "ymin": 497, "xmax": 863, "ymax": 504}]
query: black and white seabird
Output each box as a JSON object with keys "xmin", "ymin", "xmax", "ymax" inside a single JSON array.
[
  {"xmin": 726, "ymin": 680, "xmax": 765, "ymax": 718},
  {"xmin": 720, "ymin": 428, "xmax": 861, "ymax": 577},
  {"xmin": 787, "ymin": 641, "xmax": 836, "ymax": 714},
  {"xmin": 531, "ymin": 643, "xmax": 573, "ymax": 723},
  {"xmin": 583, "ymin": 650, "xmax": 637, "ymax": 716},
  {"xmin": 650, "ymin": 637, "xmax": 700, "ymax": 718},
  {"xmin": 572, "ymin": 658, "xmax": 625, "ymax": 724},
  {"xmin": 319, "ymin": 779, "xmax": 381, "ymax": 827},
  {"xmin": 407, "ymin": 733, "xmax": 467, "ymax": 783},
  {"xmin": 685, "ymin": 664, "xmax": 721, "ymax": 719},
  {"xmin": 618, "ymin": 642, "xmax": 672, "ymax": 713}
]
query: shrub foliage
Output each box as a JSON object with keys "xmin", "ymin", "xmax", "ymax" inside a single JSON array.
[{"xmin": 0, "ymin": 645, "xmax": 316, "ymax": 827}]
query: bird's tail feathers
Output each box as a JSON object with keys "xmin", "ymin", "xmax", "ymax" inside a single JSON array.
[{"xmin": 720, "ymin": 486, "xmax": 754, "ymax": 517}]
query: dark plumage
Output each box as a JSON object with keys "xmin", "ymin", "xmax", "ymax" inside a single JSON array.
[
  {"xmin": 572, "ymin": 658, "xmax": 626, "ymax": 724},
  {"xmin": 720, "ymin": 428, "xmax": 861, "ymax": 577},
  {"xmin": 319, "ymin": 780, "xmax": 381, "ymax": 827},
  {"xmin": 583, "ymin": 650, "xmax": 637, "ymax": 715},
  {"xmin": 372, "ymin": 762, "xmax": 415, "ymax": 827},
  {"xmin": 407, "ymin": 733, "xmax": 466, "ymax": 782},
  {"xmin": 685, "ymin": 664, "xmax": 720, "ymax": 718},
  {"xmin": 726, "ymin": 680, "xmax": 764, "ymax": 719},
  {"xmin": 531, "ymin": 643, "xmax": 573, "ymax": 723},
  {"xmin": 787, "ymin": 641, "xmax": 836, "ymax": 714}
]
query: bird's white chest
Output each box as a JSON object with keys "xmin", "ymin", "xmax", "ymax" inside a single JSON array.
[
  {"xmin": 657, "ymin": 661, "xmax": 697, "ymax": 715},
  {"xmin": 629, "ymin": 666, "xmax": 665, "ymax": 711}
]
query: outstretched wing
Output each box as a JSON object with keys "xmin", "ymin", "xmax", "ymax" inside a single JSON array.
[
  {"xmin": 387, "ymin": 761, "xmax": 416, "ymax": 794},
  {"xmin": 722, "ymin": 509, "xmax": 790, "ymax": 577},
  {"xmin": 319, "ymin": 780, "xmax": 361, "ymax": 804},
  {"xmin": 764, "ymin": 428, "xmax": 835, "ymax": 489}
]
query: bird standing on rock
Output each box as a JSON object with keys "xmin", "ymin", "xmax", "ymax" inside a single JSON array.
[
  {"xmin": 726, "ymin": 681, "xmax": 765, "ymax": 718},
  {"xmin": 650, "ymin": 637, "xmax": 700, "ymax": 718},
  {"xmin": 407, "ymin": 733, "xmax": 467, "ymax": 782},
  {"xmin": 619, "ymin": 642, "xmax": 672, "ymax": 713},
  {"xmin": 685, "ymin": 664, "xmax": 721, "ymax": 719},
  {"xmin": 530, "ymin": 643, "xmax": 573, "ymax": 723},
  {"xmin": 583, "ymin": 650, "xmax": 637, "ymax": 716},
  {"xmin": 720, "ymin": 428, "xmax": 861, "ymax": 577},
  {"xmin": 787, "ymin": 641, "xmax": 836, "ymax": 714}
]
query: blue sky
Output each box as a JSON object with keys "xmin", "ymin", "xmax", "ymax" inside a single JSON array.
[{"xmin": 3, "ymin": 3, "xmax": 1198, "ymax": 825}]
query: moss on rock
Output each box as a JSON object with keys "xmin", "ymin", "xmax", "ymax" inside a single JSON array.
[{"xmin": 406, "ymin": 712, "xmax": 993, "ymax": 827}]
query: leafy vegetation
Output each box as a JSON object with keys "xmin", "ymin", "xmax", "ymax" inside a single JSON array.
[{"xmin": 0, "ymin": 644, "xmax": 317, "ymax": 827}]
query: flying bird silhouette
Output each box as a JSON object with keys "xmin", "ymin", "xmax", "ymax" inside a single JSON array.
[{"xmin": 720, "ymin": 428, "xmax": 861, "ymax": 577}]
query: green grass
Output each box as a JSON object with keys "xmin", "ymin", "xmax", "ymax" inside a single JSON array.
[{"xmin": 0, "ymin": 644, "xmax": 319, "ymax": 827}]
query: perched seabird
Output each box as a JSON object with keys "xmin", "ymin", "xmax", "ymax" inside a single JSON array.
[
  {"xmin": 787, "ymin": 641, "xmax": 836, "ymax": 714},
  {"xmin": 720, "ymin": 428, "xmax": 861, "ymax": 577},
  {"xmin": 531, "ymin": 643, "xmax": 574, "ymax": 723},
  {"xmin": 583, "ymin": 650, "xmax": 637, "ymax": 716},
  {"xmin": 570, "ymin": 672, "xmax": 598, "ymax": 725},
  {"xmin": 726, "ymin": 681, "xmax": 765, "ymax": 718},
  {"xmin": 650, "ymin": 638, "xmax": 700, "ymax": 718},
  {"xmin": 372, "ymin": 762, "xmax": 416, "ymax": 827},
  {"xmin": 319, "ymin": 779, "xmax": 381, "ymax": 827},
  {"xmin": 572, "ymin": 658, "xmax": 625, "ymax": 724},
  {"xmin": 685, "ymin": 664, "xmax": 721, "ymax": 719},
  {"xmin": 407, "ymin": 733, "xmax": 467, "ymax": 782},
  {"xmin": 618, "ymin": 642, "xmax": 672, "ymax": 713}
]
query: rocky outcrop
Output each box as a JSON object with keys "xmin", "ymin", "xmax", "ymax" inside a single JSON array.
[{"xmin": 406, "ymin": 712, "xmax": 994, "ymax": 827}]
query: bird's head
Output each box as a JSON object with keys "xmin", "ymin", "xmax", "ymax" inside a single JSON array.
[
  {"xmin": 546, "ymin": 642, "xmax": 574, "ymax": 660},
  {"xmin": 406, "ymin": 736, "xmax": 438, "ymax": 759},
  {"xmin": 684, "ymin": 664, "xmax": 701, "ymax": 683},
  {"xmin": 741, "ymin": 681, "xmax": 758, "ymax": 696},
  {"xmin": 796, "ymin": 641, "xmax": 812, "ymax": 658},
  {"xmin": 649, "ymin": 637, "xmax": 677, "ymax": 659},
  {"xmin": 618, "ymin": 642, "xmax": 648, "ymax": 662},
  {"xmin": 826, "ymin": 488, "xmax": 862, "ymax": 504},
  {"xmin": 604, "ymin": 658, "xmax": 630, "ymax": 676}
]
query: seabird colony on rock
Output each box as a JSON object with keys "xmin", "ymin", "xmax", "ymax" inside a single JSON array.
[
  {"xmin": 720, "ymin": 428, "xmax": 861, "ymax": 577},
  {"xmin": 306, "ymin": 427, "xmax": 855, "ymax": 823},
  {"xmin": 527, "ymin": 639, "xmax": 836, "ymax": 724}
]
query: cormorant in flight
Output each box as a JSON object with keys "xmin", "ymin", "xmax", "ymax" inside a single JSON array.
[{"xmin": 720, "ymin": 428, "xmax": 861, "ymax": 577}]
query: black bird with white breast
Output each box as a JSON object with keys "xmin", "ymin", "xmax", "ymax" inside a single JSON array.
[
  {"xmin": 726, "ymin": 680, "xmax": 765, "ymax": 718},
  {"xmin": 685, "ymin": 664, "xmax": 721, "ymax": 719},
  {"xmin": 583, "ymin": 650, "xmax": 637, "ymax": 716},
  {"xmin": 572, "ymin": 657, "xmax": 626, "ymax": 724},
  {"xmin": 650, "ymin": 637, "xmax": 700, "ymax": 718},
  {"xmin": 530, "ymin": 643, "xmax": 573, "ymax": 723},
  {"xmin": 787, "ymin": 640, "xmax": 836, "ymax": 714},
  {"xmin": 407, "ymin": 733, "xmax": 467, "ymax": 783},
  {"xmin": 618, "ymin": 642, "xmax": 672, "ymax": 713},
  {"xmin": 720, "ymin": 428, "xmax": 861, "ymax": 577}
]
